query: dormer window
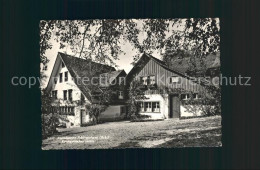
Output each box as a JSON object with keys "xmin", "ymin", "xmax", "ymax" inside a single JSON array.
[
  {"xmin": 118, "ymin": 91, "xmax": 124, "ymax": 99},
  {"xmin": 61, "ymin": 61, "xmax": 65, "ymax": 68}
]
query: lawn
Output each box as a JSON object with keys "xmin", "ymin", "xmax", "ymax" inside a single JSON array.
[{"xmin": 42, "ymin": 115, "xmax": 221, "ymax": 149}]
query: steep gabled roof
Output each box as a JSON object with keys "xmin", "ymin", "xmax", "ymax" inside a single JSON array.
[
  {"xmin": 145, "ymin": 53, "xmax": 188, "ymax": 76},
  {"xmin": 126, "ymin": 53, "xmax": 212, "ymax": 87},
  {"xmin": 126, "ymin": 53, "xmax": 189, "ymax": 83},
  {"xmin": 46, "ymin": 52, "xmax": 117, "ymax": 102},
  {"xmin": 99, "ymin": 70, "xmax": 126, "ymax": 86}
]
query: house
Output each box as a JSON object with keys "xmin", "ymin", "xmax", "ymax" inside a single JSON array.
[
  {"xmin": 46, "ymin": 52, "xmax": 127, "ymax": 127},
  {"xmin": 126, "ymin": 53, "xmax": 211, "ymax": 119}
]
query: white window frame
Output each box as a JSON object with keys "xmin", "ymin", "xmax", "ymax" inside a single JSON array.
[
  {"xmin": 181, "ymin": 94, "xmax": 193, "ymax": 100},
  {"xmin": 118, "ymin": 91, "xmax": 124, "ymax": 99},
  {"xmin": 149, "ymin": 75, "xmax": 156, "ymax": 85},
  {"xmin": 138, "ymin": 101, "xmax": 160, "ymax": 113},
  {"xmin": 170, "ymin": 76, "xmax": 180, "ymax": 84}
]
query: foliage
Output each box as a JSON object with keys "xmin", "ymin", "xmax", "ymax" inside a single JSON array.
[
  {"xmin": 85, "ymin": 104, "xmax": 107, "ymax": 125},
  {"xmin": 40, "ymin": 19, "xmax": 221, "ymax": 119},
  {"xmin": 181, "ymin": 85, "xmax": 221, "ymax": 116},
  {"xmin": 40, "ymin": 19, "xmax": 220, "ymax": 67},
  {"xmin": 126, "ymin": 80, "xmax": 147, "ymax": 118},
  {"xmin": 41, "ymin": 89, "xmax": 68, "ymax": 138},
  {"xmin": 130, "ymin": 114, "xmax": 152, "ymax": 122}
]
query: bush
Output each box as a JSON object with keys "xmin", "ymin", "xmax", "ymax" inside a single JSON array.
[
  {"xmin": 130, "ymin": 114, "xmax": 151, "ymax": 122},
  {"xmin": 42, "ymin": 113, "xmax": 59, "ymax": 139}
]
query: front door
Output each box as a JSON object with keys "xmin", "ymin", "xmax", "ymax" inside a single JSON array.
[
  {"xmin": 169, "ymin": 94, "xmax": 180, "ymax": 118},
  {"xmin": 80, "ymin": 109, "xmax": 85, "ymax": 126}
]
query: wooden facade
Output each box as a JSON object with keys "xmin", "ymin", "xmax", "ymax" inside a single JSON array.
[
  {"xmin": 127, "ymin": 53, "xmax": 206, "ymax": 119},
  {"xmin": 132, "ymin": 56, "xmax": 204, "ymax": 94}
]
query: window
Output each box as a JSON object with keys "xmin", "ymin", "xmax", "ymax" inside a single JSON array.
[
  {"xmin": 59, "ymin": 73, "xmax": 63, "ymax": 83},
  {"xmin": 150, "ymin": 75, "xmax": 156, "ymax": 85},
  {"xmin": 61, "ymin": 61, "xmax": 65, "ymax": 68},
  {"xmin": 118, "ymin": 91, "xmax": 124, "ymax": 99},
  {"xmin": 152, "ymin": 102, "xmax": 160, "ymax": 112},
  {"xmin": 181, "ymin": 94, "xmax": 191, "ymax": 100},
  {"xmin": 147, "ymin": 76, "xmax": 151, "ymax": 85},
  {"xmin": 140, "ymin": 75, "xmax": 155, "ymax": 85},
  {"xmin": 63, "ymin": 90, "xmax": 67, "ymax": 100},
  {"xmin": 140, "ymin": 102, "xmax": 145, "ymax": 112},
  {"xmin": 140, "ymin": 77, "xmax": 144, "ymax": 85},
  {"xmin": 170, "ymin": 76, "xmax": 180, "ymax": 84},
  {"xmin": 138, "ymin": 101, "xmax": 160, "ymax": 113},
  {"xmin": 64, "ymin": 71, "xmax": 68, "ymax": 82},
  {"xmin": 142, "ymin": 76, "xmax": 148, "ymax": 85},
  {"xmin": 53, "ymin": 106, "xmax": 75, "ymax": 115},
  {"xmin": 68, "ymin": 89, "xmax": 73, "ymax": 101},
  {"xmin": 52, "ymin": 90, "xmax": 57, "ymax": 99},
  {"xmin": 192, "ymin": 93, "xmax": 201, "ymax": 99}
]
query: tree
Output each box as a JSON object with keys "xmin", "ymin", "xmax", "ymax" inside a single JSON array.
[
  {"xmin": 40, "ymin": 19, "xmax": 221, "ymax": 119},
  {"xmin": 40, "ymin": 19, "xmax": 220, "ymax": 68},
  {"xmin": 126, "ymin": 80, "xmax": 148, "ymax": 119},
  {"xmin": 41, "ymin": 89, "xmax": 62, "ymax": 138}
]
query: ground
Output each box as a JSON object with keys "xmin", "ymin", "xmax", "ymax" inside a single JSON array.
[{"xmin": 42, "ymin": 115, "xmax": 221, "ymax": 149}]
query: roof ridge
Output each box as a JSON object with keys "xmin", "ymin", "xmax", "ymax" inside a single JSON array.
[{"xmin": 58, "ymin": 52, "xmax": 115, "ymax": 69}]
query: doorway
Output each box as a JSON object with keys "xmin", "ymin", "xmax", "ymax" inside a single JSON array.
[
  {"xmin": 169, "ymin": 94, "xmax": 180, "ymax": 118},
  {"xmin": 80, "ymin": 109, "xmax": 86, "ymax": 126}
]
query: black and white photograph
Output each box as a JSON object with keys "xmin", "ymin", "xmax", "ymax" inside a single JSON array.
[
  {"xmin": 40, "ymin": 19, "xmax": 221, "ymax": 149},
  {"xmin": 2, "ymin": 0, "xmax": 260, "ymax": 169}
]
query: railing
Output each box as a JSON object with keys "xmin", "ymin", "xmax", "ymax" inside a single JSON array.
[{"xmin": 50, "ymin": 106, "xmax": 75, "ymax": 116}]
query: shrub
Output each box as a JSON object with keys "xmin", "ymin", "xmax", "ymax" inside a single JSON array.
[{"xmin": 130, "ymin": 114, "xmax": 151, "ymax": 122}]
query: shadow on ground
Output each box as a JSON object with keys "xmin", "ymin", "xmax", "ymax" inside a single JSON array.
[{"xmin": 113, "ymin": 128, "xmax": 221, "ymax": 148}]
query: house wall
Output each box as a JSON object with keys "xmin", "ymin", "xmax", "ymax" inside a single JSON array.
[
  {"xmin": 138, "ymin": 94, "xmax": 207, "ymax": 119},
  {"xmin": 66, "ymin": 106, "xmax": 82, "ymax": 127},
  {"xmin": 49, "ymin": 59, "xmax": 91, "ymax": 128},
  {"xmin": 99, "ymin": 105, "xmax": 126, "ymax": 121},
  {"xmin": 51, "ymin": 62, "xmax": 86, "ymax": 102},
  {"xmin": 132, "ymin": 59, "xmax": 207, "ymax": 119},
  {"xmin": 180, "ymin": 105, "xmax": 203, "ymax": 117},
  {"xmin": 137, "ymin": 94, "xmax": 169, "ymax": 119},
  {"xmin": 134, "ymin": 59, "xmax": 204, "ymax": 92}
]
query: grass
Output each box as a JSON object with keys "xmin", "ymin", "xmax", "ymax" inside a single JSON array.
[{"xmin": 42, "ymin": 115, "xmax": 221, "ymax": 149}]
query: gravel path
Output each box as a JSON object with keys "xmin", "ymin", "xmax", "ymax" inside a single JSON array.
[{"xmin": 42, "ymin": 116, "xmax": 221, "ymax": 149}]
